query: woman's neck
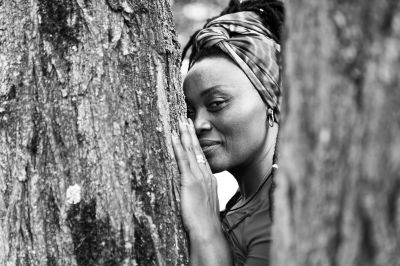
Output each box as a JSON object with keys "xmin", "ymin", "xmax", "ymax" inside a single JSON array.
[{"xmin": 229, "ymin": 124, "xmax": 278, "ymax": 200}]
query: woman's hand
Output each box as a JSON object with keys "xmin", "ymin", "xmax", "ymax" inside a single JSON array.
[
  {"xmin": 171, "ymin": 116, "xmax": 233, "ymax": 266},
  {"xmin": 171, "ymin": 116, "xmax": 220, "ymax": 234}
]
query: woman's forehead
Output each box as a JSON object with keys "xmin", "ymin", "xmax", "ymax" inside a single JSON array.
[{"xmin": 183, "ymin": 56, "xmax": 253, "ymax": 98}]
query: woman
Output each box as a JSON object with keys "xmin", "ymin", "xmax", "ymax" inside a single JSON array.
[{"xmin": 171, "ymin": 0, "xmax": 284, "ymax": 265}]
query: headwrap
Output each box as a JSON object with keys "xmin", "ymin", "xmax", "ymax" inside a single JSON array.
[{"xmin": 190, "ymin": 11, "xmax": 281, "ymax": 123}]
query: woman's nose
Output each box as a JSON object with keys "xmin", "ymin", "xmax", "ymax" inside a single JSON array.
[{"xmin": 193, "ymin": 110, "xmax": 212, "ymax": 135}]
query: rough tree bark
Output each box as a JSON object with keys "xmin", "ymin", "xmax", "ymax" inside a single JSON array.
[
  {"xmin": 273, "ymin": 0, "xmax": 400, "ymax": 266},
  {"xmin": 0, "ymin": 0, "xmax": 189, "ymax": 265}
]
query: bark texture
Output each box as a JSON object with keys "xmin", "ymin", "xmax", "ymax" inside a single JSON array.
[
  {"xmin": 273, "ymin": 0, "xmax": 400, "ymax": 265},
  {"xmin": 0, "ymin": 0, "xmax": 188, "ymax": 265}
]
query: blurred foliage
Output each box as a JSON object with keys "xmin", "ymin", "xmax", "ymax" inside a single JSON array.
[{"xmin": 171, "ymin": 0, "xmax": 230, "ymax": 58}]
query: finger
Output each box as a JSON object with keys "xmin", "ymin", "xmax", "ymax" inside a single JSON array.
[
  {"xmin": 204, "ymin": 173, "xmax": 219, "ymax": 214},
  {"xmin": 171, "ymin": 131, "xmax": 191, "ymax": 176},
  {"xmin": 178, "ymin": 116, "xmax": 202, "ymax": 173},
  {"xmin": 187, "ymin": 118, "xmax": 212, "ymax": 174},
  {"xmin": 212, "ymin": 176, "xmax": 220, "ymax": 214}
]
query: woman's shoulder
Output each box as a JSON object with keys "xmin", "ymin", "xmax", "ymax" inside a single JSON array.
[
  {"xmin": 242, "ymin": 200, "xmax": 273, "ymax": 243},
  {"xmin": 220, "ymin": 185, "xmax": 273, "ymax": 266}
]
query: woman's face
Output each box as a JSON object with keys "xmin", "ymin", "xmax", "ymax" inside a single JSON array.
[{"xmin": 183, "ymin": 55, "xmax": 269, "ymax": 173}]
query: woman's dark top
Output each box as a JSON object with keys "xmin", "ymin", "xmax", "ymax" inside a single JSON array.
[{"xmin": 220, "ymin": 172, "xmax": 273, "ymax": 266}]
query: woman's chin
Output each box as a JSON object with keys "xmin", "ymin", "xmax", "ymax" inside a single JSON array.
[{"xmin": 207, "ymin": 159, "xmax": 228, "ymax": 174}]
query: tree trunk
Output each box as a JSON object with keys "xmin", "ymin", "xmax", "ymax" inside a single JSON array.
[
  {"xmin": 273, "ymin": 1, "xmax": 400, "ymax": 265},
  {"xmin": 0, "ymin": 0, "xmax": 188, "ymax": 265}
]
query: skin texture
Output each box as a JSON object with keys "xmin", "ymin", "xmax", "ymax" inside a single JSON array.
[{"xmin": 171, "ymin": 54, "xmax": 278, "ymax": 265}]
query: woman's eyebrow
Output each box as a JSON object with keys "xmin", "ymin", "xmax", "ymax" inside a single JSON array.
[
  {"xmin": 185, "ymin": 85, "xmax": 230, "ymax": 105},
  {"xmin": 200, "ymin": 85, "xmax": 229, "ymax": 98}
]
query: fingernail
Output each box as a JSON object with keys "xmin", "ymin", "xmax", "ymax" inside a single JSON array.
[
  {"xmin": 180, "ymin": 116, "xmax": 187, "ymax": 127},
  {"xmin": 180, "ymin": 116, "xmax": 185, "ymax": 125},
  {"xmin": 187, "ymin": 118, "xmax": 194, "ymax": 128}
]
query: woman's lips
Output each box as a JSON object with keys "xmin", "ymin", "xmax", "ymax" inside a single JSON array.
[{"xmin": 199, "ymin": 140, "xmax": 220, "ymax": 155}]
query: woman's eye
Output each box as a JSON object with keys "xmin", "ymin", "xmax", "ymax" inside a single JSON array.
[{"xmin": 208, "ymin": 100, "xmax": 227, "ymax": 110}]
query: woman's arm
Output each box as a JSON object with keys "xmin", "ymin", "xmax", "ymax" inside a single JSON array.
[
  {"xmin": 171, "ymin": 116, "xmax": 233, "ymax": 266},
  {"xmin": 189, "ymin": 224, "xmax": 232, "ymax": 266}
]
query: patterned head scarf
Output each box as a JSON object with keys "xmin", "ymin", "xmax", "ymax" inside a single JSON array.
[{"xmin": 190, "ymin": 11, "xmax": 281, "ymax": 123}]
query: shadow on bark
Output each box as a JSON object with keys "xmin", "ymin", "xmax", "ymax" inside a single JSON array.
[{"xmin": 66, "ymin": 199, "xmax": 127, "ymax": 266}]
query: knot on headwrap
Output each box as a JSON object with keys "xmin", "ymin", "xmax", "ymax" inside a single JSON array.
[{"xmin": 190, "ymin": 11, "xmax": 281, "ymax": 123}]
